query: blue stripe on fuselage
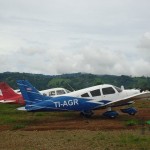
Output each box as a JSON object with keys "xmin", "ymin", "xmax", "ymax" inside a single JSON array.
[{"xmin": 25, "ymin": 96, "xmax": 101, "ymax": 112}]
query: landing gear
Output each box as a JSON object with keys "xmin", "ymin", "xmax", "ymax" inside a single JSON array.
[
  {"xmin": 80, "ymin": 110, "xmax": 94, "ymax": 118},
  {"xmin": 103, "ymin": 110, "xmax": 119, "ymax": 119},
  {"xmin": 120, "ymin": 107, "xmax": 137, "ymax": 115},
  {"xmin": 102, "ymin": 107, "xmax": 119, "ymax": 118}
]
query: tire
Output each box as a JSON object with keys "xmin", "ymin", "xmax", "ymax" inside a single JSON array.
[
  {"xmin": 129, "ymin": 112, "xmax": 135, "ymax": 115},
  {"xmin": 110, "ymin": 115, "xmax": 115, "ymax": 119}
]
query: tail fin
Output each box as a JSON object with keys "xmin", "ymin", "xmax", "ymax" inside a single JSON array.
[
  {"xmin": 0, "ymin": 87, "xmax": 3, "ymax": 99},
  {"xmin": 17, "ymin": 80, "xmax": 50, "ymax": 105},
  {"xmin": 0, "ymin": 90, "xmax": 3, "ymax": 100},
  {"xmin": 0, "ymin": 82, "xmax": 19, "ymax": 99}
]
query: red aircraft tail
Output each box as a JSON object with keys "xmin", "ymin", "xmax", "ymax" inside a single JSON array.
[
  {"xmin": 0, "ymin": 88, "xmax": 3, "ymax": 99},
  {"xmin": 0, "ymin": 82, "xmax": 19, "ymax": 99},
  {"xmin": 0, "ymin": 95, "xmax": 3, "ymax": 100}
]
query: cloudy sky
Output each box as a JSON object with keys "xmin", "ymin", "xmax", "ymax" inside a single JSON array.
[{"xmin": 0, "ymin": 0, "xmax": 150, "ymax": 76}]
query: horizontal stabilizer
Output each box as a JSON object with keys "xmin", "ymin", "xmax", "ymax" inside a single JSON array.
[{"xmin": 17, "ymin": 107, "xmax": 26, "ymax": 111}]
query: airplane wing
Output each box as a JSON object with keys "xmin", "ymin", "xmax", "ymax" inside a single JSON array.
[
  {"xmin": 102, "ymin": 91, "xmax": 150, "ymax": 108},
  {"xmin": 0, "ymin": 100, "xmax": 16, "ymax": 103}
]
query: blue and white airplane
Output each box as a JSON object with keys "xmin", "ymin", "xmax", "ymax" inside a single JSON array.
[{"xmin": 17, "ymin": 80, "xmax": 150, "ymax": 118}]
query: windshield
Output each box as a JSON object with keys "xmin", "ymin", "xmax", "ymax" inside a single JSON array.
[
  {"xmin": 66, "ymin": 89, "xmax": 71, "ymax": 93},
  {"xmin": 56, "ymin": 90, "xmax": 66, "ymax": 95},
  {"xmin": 114, "ymin": 86, "xmax": 122, "ymax": 93}
]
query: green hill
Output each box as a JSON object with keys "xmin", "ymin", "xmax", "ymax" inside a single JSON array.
[{"xmin": 0, "ymin": 72, "xmax": 150, "ymax": 91}]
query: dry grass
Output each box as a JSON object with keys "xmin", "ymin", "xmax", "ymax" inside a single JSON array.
[
  {"xmin": 0, "ymin": 100, "xmax": 150, "ymax": 150},
  {"xmin": 0, "ymin": 130, "xmax": 150, "ymax": 150}
]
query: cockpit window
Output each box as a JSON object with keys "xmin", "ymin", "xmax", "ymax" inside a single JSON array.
[
  {"xmin": 43, "ymin": 93, "xmax": 47, "ymax": 96},
  {"xmin": 49, "ymin": 91, "xmax": 55, "ymax": 96},
  {"xmin": 56, "ymin": 90, "xmax": 65, "ymax": 95},
  {"xmin": 102, "ymin": 87, "xmax": 115, "ymax": 95},
  {"xmin": 66, "ymin": 89, "xmax": 71, "ymax": 93},
  {"xmin": 114, "ymin": 86, "xmax": 122, "ymax": 93},
  {"xmin": 90, "ymin": 89, "xmax": 101, "ymax": 97},
  {"xmin": 81, "ymin": 93, "xmax": 90, "ymax": 97}
]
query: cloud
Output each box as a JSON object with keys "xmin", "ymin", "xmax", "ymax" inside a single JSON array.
[
  {"xmin": 137, "ymin": 32, "xmax": 150, "ymax": 55},
  {"xmin": 131, "ymin": 59, "xmax": 150, "ymax": 76},
  {"xmin": 0, "ymin": 38, "xmax": 150, "ymax": 77},
  {"xmin": 0, "ymin": 42, "xmax": 132, "ymax": 75},
  {"xmin": 0, "ymin": 0, "xmax": 150, "ymax": 76},
  {"xmin": 132, "ymin": 32, "xmax": 150, "ymax": 75}
]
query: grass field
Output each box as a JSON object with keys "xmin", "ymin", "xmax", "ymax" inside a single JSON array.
[
  {"xmin": 0, "ymin": 104, "xmax": 80, "ymax": 130},
  {"xmin": 0, "ymin": 130, "xmax": 150, "ymax": 150},
  {"xmin": 0, "ymin": 100, "xmax": 150, "ymax": 149}
]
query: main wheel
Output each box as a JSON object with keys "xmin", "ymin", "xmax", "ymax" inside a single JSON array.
[
  {"xmin": 103, "ymin": 111, "xmax": 119, "ymax": 119},
  {"xmin": 80, "ymin": 111, "xmax": 94, "ymax": 118}
]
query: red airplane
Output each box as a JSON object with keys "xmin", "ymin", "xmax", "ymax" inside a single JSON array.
[
  {"xmin": 0, "ymin": 82, "xmax": 70, "ymax": 105},
  {"xmin": 0, "ymin": 82, "xmax": 25, "ymax": 105}
]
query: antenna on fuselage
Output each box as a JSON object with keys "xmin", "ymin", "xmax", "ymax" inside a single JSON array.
[
  {"xmin": 65, "ymin": 81, "xmax": 75, "ymax": 91},
  {"xmin": 121, "ymin": 85, "xmax": 125, "ymax": 90}
]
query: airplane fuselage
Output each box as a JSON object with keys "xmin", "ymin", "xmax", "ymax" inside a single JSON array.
[
  {"xmin": 25, "ymin": 84, "xmax": 140, "ymax": 112},
  {"xmin": 17, "ymin": 80, "xmax": 150, "ymax": 118}
]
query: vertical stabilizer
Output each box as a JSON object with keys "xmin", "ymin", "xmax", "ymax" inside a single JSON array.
[
  {"xmin": 17, "ymin": 80, "xmax": 50, "ymax": 106},
  {"xmin": 0, "ymin": 82, "xmax": 19, "ymax": 99}
]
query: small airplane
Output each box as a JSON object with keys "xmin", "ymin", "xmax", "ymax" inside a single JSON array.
[
  {"xmin": 40, "ymin": 88, "xmax": 70, "ymax": 96},
  {"xmin": 17, "ymin": 80, "xmax": 150, "ymax": 118},
  {"xmin": 0, "ymin": 82, "xmax": 70, "ymax": 105},
  {"xmin": 0, "ymin": 82, "xmax": 25, "ymax": 104}
]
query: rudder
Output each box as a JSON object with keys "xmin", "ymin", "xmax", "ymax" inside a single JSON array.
[
  {"xmin": 17, "ymin": 80, "xmax": 50, "ymax": 105},
  {"xmin": 0, "ymin": 82, "xmax": 18, "ymax": 99}
]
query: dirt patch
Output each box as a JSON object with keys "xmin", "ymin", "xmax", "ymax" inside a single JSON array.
[
  {"xmin": 0, "ymin": 108, "xmax": 150, "ymax": 131},
  {"xmin": 22, "ymin": 108, "xmax": 150, "ymax": 131},
  {"xmin": 0, "ymin": 125, "xmax": 10, "ymax": 131}
]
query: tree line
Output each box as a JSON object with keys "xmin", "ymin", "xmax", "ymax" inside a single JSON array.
[{"xmin": 0, "ymin": 72, "xmax": 150, "ymax": 91}]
